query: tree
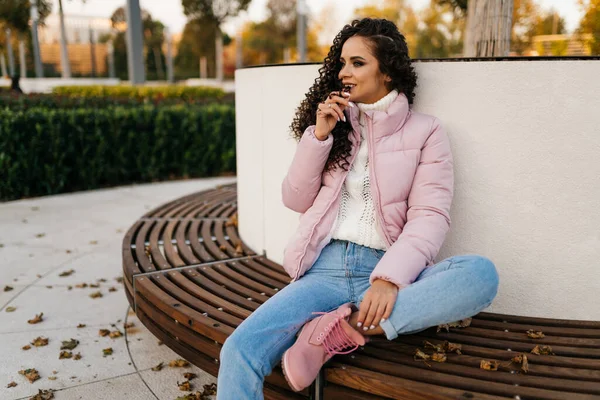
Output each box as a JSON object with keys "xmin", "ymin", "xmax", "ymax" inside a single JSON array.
[
  {"xmin": 174, "ymin": 17, "xmax": 217, "ymax": 79},
  {"xmin": 181, "ymin": 0, "xmax": 252, "ymax": 80},
  {"xmin": 577, "ymin": 0, "xmax": 600, "ymax": 54},
  {"xmin": 511, "ymin": 0, "xmax": 541, "ymax": 55},
  {"xmin": 0, "ymin": 0, "xmax": 51, "ymax": 33},
  {"xmin": 436, "ymin": 0, "xmax": 468, "ymax": 16},
  {"xmin": 107, "ymin": 6, "xmax": 167, "ymax": 80}
]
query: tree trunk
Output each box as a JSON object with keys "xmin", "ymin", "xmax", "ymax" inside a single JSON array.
[
  {"xmin": 464, "ymin": 0, "xmax": 513, "ymax": 57},
  {"xmin": 58, "ymin": 0, "xmax": 72, "ymax": 78},
  {"xmin": 215, "ymin": 26, "xmax": 223, "ymax": 81}
]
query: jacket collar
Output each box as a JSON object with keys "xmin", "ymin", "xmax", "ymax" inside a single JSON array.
[{"xmin": 346, "ymin": 91, "xmax": 411, "ymax": 141}]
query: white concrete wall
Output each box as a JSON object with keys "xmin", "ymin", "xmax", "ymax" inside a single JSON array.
[
  {"xmin": 235, "ymin": 60, "xmax": 600, "ymax": 321},
  {"xmin": 0, "ymin": 78, "xmax": 120, "ymax": 94}
]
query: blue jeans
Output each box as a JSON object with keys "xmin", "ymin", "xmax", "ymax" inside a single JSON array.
[{"xmin": 217, "ymin": 239, "xmax": 499, "ymax": 400}]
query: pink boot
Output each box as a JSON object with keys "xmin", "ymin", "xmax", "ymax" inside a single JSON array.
[{"xmin": 281, "ymin": 303, "xmax": 366, "ymax": 392}]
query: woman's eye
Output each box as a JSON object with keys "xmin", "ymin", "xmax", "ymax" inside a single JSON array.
[{"xmin": 353, "ymin": 62, "xmax": 363, "ymax": 67}]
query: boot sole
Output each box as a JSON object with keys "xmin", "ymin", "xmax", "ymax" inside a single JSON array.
[{"xmin": 281, "ymin": 350, "xmax": 303, "ymax": 392}]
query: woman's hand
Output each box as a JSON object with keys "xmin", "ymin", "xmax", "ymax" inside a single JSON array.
[
  {"xmin": 357, "ymin": 279, "xmax": 399, "ymax": 331},
  {"xmin": 315, "ymin": 90, "xmax": 353, "ymax": 140}
]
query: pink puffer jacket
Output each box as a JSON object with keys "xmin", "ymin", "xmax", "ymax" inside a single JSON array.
[{"xmin": 281, "ymin": 92, "xmax": 454, "ymax": 289}]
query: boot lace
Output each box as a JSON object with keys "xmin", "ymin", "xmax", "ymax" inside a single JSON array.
[{"xmin": 311, "ymin": 312, "xmax": 360, "ymax": 357}]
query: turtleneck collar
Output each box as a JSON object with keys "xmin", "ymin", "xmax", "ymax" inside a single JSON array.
[
  {"xmin": 345, "ymin": 90, "xmax": 411, "ymax": 142},
  {"xmin": 356, "ymin": 89, "xmax": 399, "ymax": 113}
]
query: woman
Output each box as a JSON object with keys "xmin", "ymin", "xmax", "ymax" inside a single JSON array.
[{"xmin": 217, "ymin": 18, "xmax": 499, "ymax": 399}]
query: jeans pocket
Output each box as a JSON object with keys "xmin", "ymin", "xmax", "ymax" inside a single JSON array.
[{"xmin": 370, "ymin": 248, "xmax": 386, "ymax": 258}]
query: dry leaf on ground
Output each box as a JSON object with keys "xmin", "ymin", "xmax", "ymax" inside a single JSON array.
[
  {"xmin": 58, "ymin": 269, "xmax": 75, "ymax": 277},
  {"xmin": 29, "ymin": 389, "xmax": 54, "ymax": 400},
  {"xmin": 480, "ymin": 360, "xmax": 499, "ymax": 371},
  {"xmin": 431, "ymin": 353, "xmax": 447, "ymax": 363},
  {"xmin": 48, "ymin": 376, "xmax": 57, "ymax": 381},
  {"xmin": 170, "ymin": 359, "xmax": 190, "ymax": 367},
  {"xmin": 526, "ymin": 329, "xmax": 545, "ymax": 339},
  {"xmin": 99, "ymin": 329, "xmax": 110, "ymax": 337},
  {"xmin": 151, "ymin": 362, "xmax": 164, "ymax": 371},
  {"xmin": 35, "ymin": 233, "xmax": 45, "ymax": 238},
  {"xmin": 77, "ymin": 323, "xmax": 86, "ymax": 328},
  {"xmin": 124, "ymin": 322, "xmax": 135, "ymax": 329},
  {"xmin": 183, "ymin": 373, "xmax": 197, "ymax": 380},
  {"xmin": 6, "ymin": 306, "xmax": 17, "ymax": 312},
  {"xmin": 19, "ymin": 368, "xmax": 41, "ymax": 383},
  {"xmin": 60, "ymin": 339, "xmax": 79, "ymax": 350},
  {"xmin": 531, "ymin": 345, "xmax": 555, "ymax": 355},
  {"xmin": 59, "ymin": 351, "xmax": 72, "ymax": 359},
  {"xmin": 7, "ymin": 381, "xmax": 17, "ymax": 388},
  {"xmin": 75, "ymin": 283, "xmax": 88, "ymax": 289},
  {"xmin": 32, "ymin": 337, "xmax": 49, "ymax": 347},
  {"xmin": 437, "ymin": 318, "xmax": 473, "ymax": 333},
  {"xmin": 103, "ymin": 348, "xmax": 113, "ymax": 356},
  {"xmin": 4, "ymin": 285, "xmax": 14, "ymax": 292},
  {"xmin": 178, "ymin": 380, "xmax": 192, "ymax": 391},
  {"xmin": 89, "ymin": 283, "xmax": 100, "ymax": 288},
  {"xmin": 73, "ymin": 353, "xmax": 82, "ymax": 360},
  {"xmin": 109, "ymin": 330, "xmax": 123, "ymax": 339},
  {"xmin": 22, "ymin": 345, "xmax": 32, "ymax": 350},
  {"xmin": 28, "ymin": 313, "xmax": 44, "ymax": 324},
  {"xmin": 89, "ymin": 291, "xmax": 103, "ymax": 299},
  {"xmin": 115, "ymin": 277, "xmax": 124, "ymax": 283},
  {"xmin": 108, "ymin": 287, "xmax": 117, "ymax": 292}
]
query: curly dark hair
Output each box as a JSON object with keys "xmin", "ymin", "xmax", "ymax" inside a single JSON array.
[{"xmin": 289, "ymin": 18, "xmax": 418, "ymax": 173}]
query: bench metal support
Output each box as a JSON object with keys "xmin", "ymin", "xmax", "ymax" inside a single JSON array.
[{"xmin": 311, "ymin": 368, "xmax": 325, "ymax": 400}]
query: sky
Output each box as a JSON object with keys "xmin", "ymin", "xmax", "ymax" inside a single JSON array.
[{"xmin": 57, "ymin": 0, "xmax": 585, "ymax": 42}]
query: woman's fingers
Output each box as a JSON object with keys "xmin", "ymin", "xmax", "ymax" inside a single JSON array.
[{"xmin": 318, "ymin": 103, "xmax": 344, "ymax": 122}]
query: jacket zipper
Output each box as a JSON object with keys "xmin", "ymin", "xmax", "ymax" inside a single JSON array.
[
  {"xmin": 293, "ymin": 131, "xmax": 362, "ymax": 280},
  {"xmin": 367, "ymin": 116, "xmax": 393, "ymax": 249}
]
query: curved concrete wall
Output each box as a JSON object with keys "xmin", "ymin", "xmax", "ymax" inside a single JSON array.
[{"xmin": 235, "ymin": 60, "xmax": 600, "ymax": 320}]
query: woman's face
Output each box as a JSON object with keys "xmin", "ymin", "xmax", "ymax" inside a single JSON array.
[{"xmin": 337, "ymin": 35, "xmax": 391, "ymax": 104}]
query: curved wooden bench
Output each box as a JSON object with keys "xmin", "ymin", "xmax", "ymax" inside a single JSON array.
[{"xmin": 122, "ymin": 183, "xmax": 600, "ymax": 399}]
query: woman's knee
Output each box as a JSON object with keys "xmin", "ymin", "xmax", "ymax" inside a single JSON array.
[{"xmin": 455, "ymin": 255, "xmax": 500, "ymax": 299}]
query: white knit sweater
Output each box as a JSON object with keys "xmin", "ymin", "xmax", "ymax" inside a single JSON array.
[{"xmin": 329, "ymin": 89, "xmax": 399, "ymax": 250}]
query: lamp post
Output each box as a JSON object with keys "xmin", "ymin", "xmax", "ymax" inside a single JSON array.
[
  {"xmin": 124, "ymin": 0, "xmax": 146, "ymax": 84},
  {"xmin": 296, "ymin": 0, "xmax": 307, "ymax": 62}
]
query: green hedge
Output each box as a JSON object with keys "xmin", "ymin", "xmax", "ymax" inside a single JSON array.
[
  {"xmin": 0, "ymin": 104, "xmax": 236, "ymax": 201},
  {"xmin": 0, "ymin": 92, "xmax": 235, "ymax": 109},
  {"xmin": 52, "ymin": 85, "xmax": 225, "ymax": 101}
]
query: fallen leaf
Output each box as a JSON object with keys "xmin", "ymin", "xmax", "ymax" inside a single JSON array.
[
  {"xmin": 480, "ymin": 360, "xmax": 499, "ymax": 371},
  {"xmin": 4, "ymin": 285, "xmax": 14, "ymax": 292},
  {"xmin": 89, "ymin": 283, "xmax": 100, "ymax": 288},
  {"xmin": 157, "ymin": 340, "xmax": 163, "ymax": 346},
  {"xmin": 531, "ymin": 345, "xmax": 555, "ymax": 355},
  {"xmin": 22, "ymin": 345, "xmax": 32, "ymax": 350},
  {"xmin": 115, "ymin": 277, "xmax": 124, "ymax": 283},
  {"xmin": 103, "ymin": 348, "xmax": 113, "ymax": 356},
  {"xmin": 225, "ymin": 213, "xmax": 238, "ymax": 228},
  {"xmin": 89, "ymin": 240, "xmax": 98, "ymax": 245},
  {"xmin": 183, "ymin": 372, "xmax": 197, "ymax": 380},
  {"xmin": 75, "ymin": 283, "xmax": 88, "ymax": 289},
  {"xmin": 60, "ymin": 339, "xmax": 79, "ymax": 350},
  {"xmin": 124, "ymin": 322, "xmax": 135, "ymax": 329},
  {"xmin": 178, "ymin": 380, "xmax": 192, "ymax": 391},
  {"xmin": 58, "ymin": 269, "xmax": 75, "ymax": 277},
  {"xmin": 444, "ymin": 341, "xmax": 462, "ymax": 355},
  {"xmin": 48, "ymin": 377, "xmax": 57, "ymax": 381},
  {"xmin": 59, "ymin": 351, "xmax": 72, "ymax": 359},
  {"xmin": 423, "ymin": 341, "xmax": 444, "ymax": 353},
  {"xmin": 99, "ymin": 329, "xmax": 110, "ymax": 337},
  {"xmin": 31, "ymin": 337, "xmax": 49, "ymax": 347},
  {"xmin": 6, "ymin": 306, "xmax": 17, "ymax": 312},
  {"xmin": 7, "ymin": 381, "xmax": 17, "ymax": 388},
  {"xmin": 28, "ymin": 313, "xmax": 44, "ymax": 324},
  {"xmin": 89, "ymin": 291, "xmax": 102, "ymax": 299},
  {"xmin": 35, "ymin": 233, "xmax": 46, "ymax": 238},
  {"xmin": 109, "ymin": 330, "xmax": 123, "ymax": 339},
  {"xmin": 66, "ymin": 250, "xmax": 72, "ymax": 254},
  {"xmin": 511, "ymin": 353, "xmax": 529, "ymax": 373},
  {"xmin": 29, "ymin": 389, "xmax": 54, "ymax": 400},
  {"xmin": 19, "ymin": 368, "xmax": 41, "ymax": 383},
  {"xmin": 77, "ymin": 324, "xmax": 86, "ymax": 328},
  {"xmin": 108, "ymin": 287, "xmax": 117, "ymax": 292},
  {"xmin": 46, "ymin": 286, "xmax": 53, "ymax": 289},
  {"xmin": 431, "ymin": 352, "xmax": 447, "ymax": 363},
  {"xmin": 151, "ymin": 362, "xmax": 164, "ymax": 371},
  {"xmin": 170, "ymin": 359, "xmax": 190, "ymax": 368},
  {"xmin": 219, "ymin": 245, "xmax": 227, "ymax": 251},
  {"xmin": 526, "ymin": 329, "xmax": 545, "ymax": 339},
  {"xmin": 67, "ymin": 286, "xmax": 73, "ymax": 290},
  {"xmin": 235, "ymin": 242, "xmax": 243, "ymax": 255},
  {"xmin": 73, "ymin": 353, "xmax": 82, "ymax": 360}
]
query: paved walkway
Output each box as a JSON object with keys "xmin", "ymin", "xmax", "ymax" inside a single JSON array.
[{"xmin": 0, "ymin": 177, "xmax": 237, "ymax": 400}]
